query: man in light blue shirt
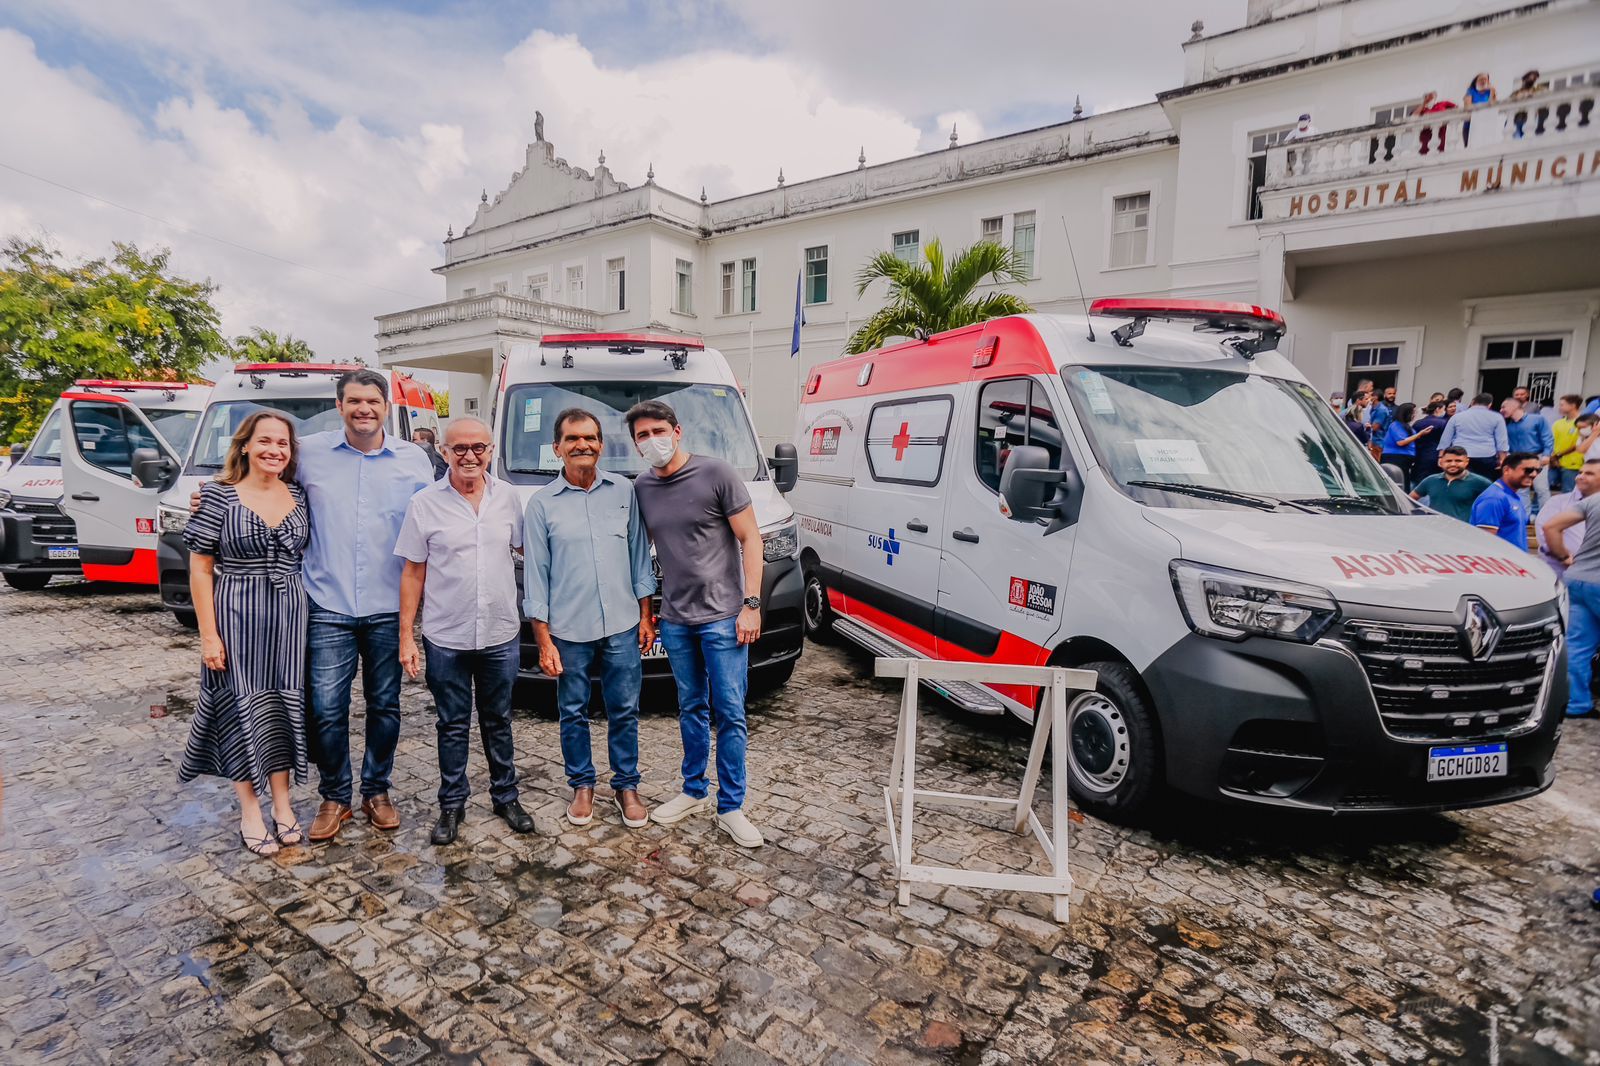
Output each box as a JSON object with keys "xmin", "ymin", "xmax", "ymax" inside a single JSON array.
[
  {"xmin": 299, "ymin": 369, "xmax": 434, "ymax": 842},
  {"xmin": 1439, "ymin": 392, "xmax": 1509, "ymax": 480},
  {"xmin": 524, "ymin": 408, "xmax": 656, "ymax": 830}
]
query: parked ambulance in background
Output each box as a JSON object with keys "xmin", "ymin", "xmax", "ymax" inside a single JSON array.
[
  {"xmin": 790, "ymin": 301, "xmax": 1565, "ymax": 819},
  {"xmin": 492, "ymin": 332, "xmax": 804, "ymax": 695},
  {"xmin": 155, "ymin": 363, "xmax": 431, "ymax": 625},
  {"xmin": 0, "ymin": 380, "xmax": 209, "ymax": 590}
]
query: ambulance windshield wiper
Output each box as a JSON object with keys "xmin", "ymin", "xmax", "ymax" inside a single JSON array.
[
  {"xmin": 1285, "ymin": 494, "xmax": 1391, "ymax": 513},
  {"xmin": 1125, "ymin": 480, "xmax": 1315, "ymax": 512}
]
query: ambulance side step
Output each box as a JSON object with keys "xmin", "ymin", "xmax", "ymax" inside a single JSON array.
[{"xmin": 831, "ymin": 617, "xmax": 1007, "ymax": 716}]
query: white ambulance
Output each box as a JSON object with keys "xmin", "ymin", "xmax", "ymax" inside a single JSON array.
[
  {"xmin": 0, "ymin": 380, "xmax": 209, "ymax": 589},
  {"xmin": 154, "ymin": 362, "xmax": 430, "ymax": 625},
  {"xmin": 790, "ymin": 301, "xmax": 1565, "ymax": 818},
  {"xmin": 491, "ymin": 332, "xmax": 804, "ymax": 694}
]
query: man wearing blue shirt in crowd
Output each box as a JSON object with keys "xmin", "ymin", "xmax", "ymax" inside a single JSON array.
[
  {"xmin": 1502, "ymin": 397, "xmax": 1554, "ymax": 516},
  {"xmin": 1469, "ymin": 452, "xmax": 1540, "ymax": 551},
  {"xmin": 298, "ymin": 369, "xmax": 434, "ymax": 842},
  {"xmin": 1439, "ymin": 392, "xmax": 1509, "ymax": 480}
]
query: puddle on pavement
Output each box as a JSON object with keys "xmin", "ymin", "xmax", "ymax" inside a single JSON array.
[
  {"xmin": 162, "ymin": 691, "xmax": 196, "ymax": 720},
  {"xmin": 176, "ymin": 952, "xmax": 225, "ymax": 1006}
]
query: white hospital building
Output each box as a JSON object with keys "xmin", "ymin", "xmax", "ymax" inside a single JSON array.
[{"xmin": 375, "ymin": 0, "xmax": 1600, "ymax": 446}]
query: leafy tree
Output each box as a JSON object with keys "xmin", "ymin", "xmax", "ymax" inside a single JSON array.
[
  {"xmin": 847, "ymin": 239, "xmax": 1033, "ymax": 354},
  {"xmin": 0, "ymin": 238, "xmax": 224, "ymax": 442},
  {"xmin": 434, "ymin": 390, "xmax": 450, "ymax": 418},
  {"xmin": 230, "ymin": 326, "xmax": 315, "ymax": 364}
]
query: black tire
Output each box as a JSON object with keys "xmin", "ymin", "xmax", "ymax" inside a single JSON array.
[
  {"xmin": 3, "ymin": 572, "xmax": 52, "ymax": 592},
  {"xmin": 1059, "ymin": 660, "xmax": 1161, "ymax": 821},
  {"xmin": 173, "ymin": 609, "xmax": 199, "ymax": 630},
  {"xmin": 801, "ymin": 563, "xmax": 838, "ymax": 644},
  {"xmin": 749, "ymin": 658, "xmax": 796, "ymax": 698}
]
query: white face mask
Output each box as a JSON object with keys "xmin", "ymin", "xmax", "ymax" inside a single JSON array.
[
  {"xmin": 638, "ymin": 434, "xmax": 677, "ymax": 468},
  {"xmin": 1583, "ymin": 428, "xmax": 1593, "ymax": 439}
]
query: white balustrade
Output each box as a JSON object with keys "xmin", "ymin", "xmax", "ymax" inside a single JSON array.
[{"xmin": 377, "ymin": 293, "xmax": 599, "ymax": 336}]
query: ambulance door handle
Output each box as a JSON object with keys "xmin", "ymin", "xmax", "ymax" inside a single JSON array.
[
  {"xmin": 906, "ymin": 520, "xmax": 929, "ymax": 533},
  {"xmin": 952, "ymin": 528, "xmax": 980, "ymax": 543},
  {"xmin": 71, "ymin": 492, "xmax": 100, "ymax": 502}
]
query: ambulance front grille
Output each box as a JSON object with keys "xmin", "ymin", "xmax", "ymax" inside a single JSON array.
[{"xmin": 9, "ymin": 497, "xmax": 76, "ymax": 546}]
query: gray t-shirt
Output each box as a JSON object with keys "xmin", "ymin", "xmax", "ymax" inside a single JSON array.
[
  {"xmin": 1562, "ymin": 494, "xmax": 1600, "ymax": 584},
  {"xmin": 634, "ymin": 455, "xmax": 753, "ymax": 625}
]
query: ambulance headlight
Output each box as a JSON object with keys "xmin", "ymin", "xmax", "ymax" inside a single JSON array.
[
  {"xmin": 158, "ymin": 504, "xmax": 190, "ymax": 536},
  {"xmin": 1170, "ymin": 561, "xmax": 1339, "ymax": 643},
  {"xmin": 0, "ymin": 489, "xmax": 11, "ymax": 511},
  {"xmin": 762, "ymin": 522, "xmax": 798, "ymax": 562}
]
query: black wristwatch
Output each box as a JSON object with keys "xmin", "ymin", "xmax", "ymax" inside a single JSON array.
[{"xmin": 742, "ymin": 596, "xmax": 762, "ymax": 610}]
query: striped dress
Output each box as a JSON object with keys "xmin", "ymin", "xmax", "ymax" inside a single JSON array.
[{"xmin": 179, "ymin": 480, "xmax": 310, "ymax": 792}]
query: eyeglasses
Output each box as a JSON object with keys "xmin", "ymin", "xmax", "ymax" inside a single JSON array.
[{"xmin": 448, "ymin": 443, "xmax": 490, "ymax": 457}]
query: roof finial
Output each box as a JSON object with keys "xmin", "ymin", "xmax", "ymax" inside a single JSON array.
[
  {"xmin": 646, "ymin": 161, "xmax": 655, "ymax": 183},
  {"xmin": 1188, "ymin": 19, "xmax": 1205, "ymax": 42},
  {"xmin": 949, "ymin": 123, "xmax": 958, "ymax": 148},
  {"xmin": 857, "ymin": 146, "xmax": 866, "ymax": 170},
  {"xmin": 598, "ymin": 149, "xmax": 606, "ymax": 167},
  {"xmin": 480, "ymin": 188, "xmax": 488, "ymax": 203},
  {"xmin": 1072, "ymin": 95, "xmax": 1084, "ymax": 119},
  {"xmin": 534, "ymin": 110, "xmax": 545, "ymax": 141},
  {"xmin": 777, "ymin": 167, "xmax": 785, "ymax": 187},
  {"xmin": 446, "ymin": 224, "xmax": 453, "ymax": 240},
  {"xmin": 700, "ymin": 186, "xmax": 708, "ymax": 204}
]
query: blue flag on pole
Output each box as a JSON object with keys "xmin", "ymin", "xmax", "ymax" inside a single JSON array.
[{"xmin": 791, "ymin": 270, "xmax": 805, "ymax": 358}]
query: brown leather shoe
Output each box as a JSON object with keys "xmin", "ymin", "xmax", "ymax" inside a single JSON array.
[
  {"xmin": 566, "ymin": 786, "xmax": 595, "ymax": 827},
  {"xmin": 361, "ymin": 793, "xmax": 400, "ymax": 831},
  {"xmin": 615, "ymin": 789, "xmax": 649, "ymax": 829},
  {"xmin": 308, "ymin": 801, "xmax": 352, "ymax": 843}
]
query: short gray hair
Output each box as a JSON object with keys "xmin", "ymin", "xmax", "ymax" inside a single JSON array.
[{"xmin": 443, "ymin": 417, "xmax": 491, "ymax": 442}]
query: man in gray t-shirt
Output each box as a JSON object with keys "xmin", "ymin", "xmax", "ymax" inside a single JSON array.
[
  {"xmin": 627, "ymin": 399, "xmax": 769, "ymax": 846},
  {"xmin": 1542, "ymin": 457, "xmax": 1600, "ymax": 718}
]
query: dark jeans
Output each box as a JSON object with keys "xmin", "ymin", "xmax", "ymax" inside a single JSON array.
[
  {"xmin": 1550, "ymin": 466, "xmax": 1577, "ymax": 493},
  {"xmin": 307, "ymin": 604, "xmax": 402, "ymax": 807},
  {"xmin": 552, "ymin": 627, "xmax": 642, "ymax": 791},
  {"xmin": 1467, "ymin": 456, "xmax": 1500, "ymax": 480},
  {"xmin": 659, "ymin": 616, "xmax": 749, "ymax": 813},
  {"xmin": 423, "ymin": 636, "xmax": 520, "ymax": 809}
]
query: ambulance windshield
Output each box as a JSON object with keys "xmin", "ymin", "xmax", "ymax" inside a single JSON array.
[
  {"xmin": 1062, "ymin": 365, "xmax": 1410, "ymax": 515},
  {"xmin": 501, "ymin": 381, "xmax": 761, "ymax": 481},
  {"xmin": 188, "ymin": 399, "xmax": 343, "ymax": 471},
  {"xmin": 19, "ymin": 408, "xmax": 65, "ymax": 466}
]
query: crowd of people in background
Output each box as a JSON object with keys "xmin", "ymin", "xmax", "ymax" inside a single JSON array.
[{"xmin": 1288, "ymin": 64, "xmax": 1553, "ymax": 153}]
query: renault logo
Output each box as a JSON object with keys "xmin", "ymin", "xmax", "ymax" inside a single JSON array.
[{"xmin": 1459, "ymin": 597, "xmax": 1503, "ymax": 660}]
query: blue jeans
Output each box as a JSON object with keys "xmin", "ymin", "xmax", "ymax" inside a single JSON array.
[
  {"xmin": 307, "ymin": 604, "xmax": 402, "ymax": 807},
  {"xmin": 659, "ymin": 616, "xmax": 748, "ymax": 813},
  {"xmin": 552, "ymin": 627, "xmax": 642, "ymax": 791},
  {"xmin": 423, "ymin": 636, "xmax": 520, "ymax": 809},
  {"xmin": 1566, "ymin": 580, "xmax": 1600, "ymax": 717},
  {"xmin": 1550, "ymin": 466, "xmax": 1577, "ymax": 494}
]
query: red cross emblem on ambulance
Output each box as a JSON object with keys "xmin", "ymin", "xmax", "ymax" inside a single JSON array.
[{"xmin": 891, "ymin": 422, "xmax": 911, "ymax": 461}]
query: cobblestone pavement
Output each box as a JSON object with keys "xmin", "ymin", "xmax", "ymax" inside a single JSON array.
[{"xmin": 1, "ymin": 580, "xmax": 1597, "ymax": 1065}]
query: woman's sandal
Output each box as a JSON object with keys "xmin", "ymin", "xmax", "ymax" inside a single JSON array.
[
  {"xmin": 240, "ymin": 829, "xmax": 280, "ymax": 856},
  {"xmin": 273, "ymin": 819, "xmax": 305, "ymax": 847}
]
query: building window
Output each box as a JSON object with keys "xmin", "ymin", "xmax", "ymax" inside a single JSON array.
[
  {"xmin": 525, "ymin": 272, "xmax": 548, "ymax": 301},
  {"xmin": 1109, "ymin": 194, "xmax": 1150, "ymax": 269},
  {"xmin": 1246, "ymin": 125, "xmax": 1295, "ymax": 220},
  {"xmin": 981, "ymin": 216, "xmax": 1003, "ymax": 244},
  {"xmin": 565, "ymin": 265, "xmax": 585, "ymax": 306},
  {"xmin": 720, "ymin": 261, "xmax": 735, "ymax": 315},
  {"xmin": 1483, "ymin": 335, "xmax": 1566, "ymax": 361},
  {"xmin": 1011, "ymin": 211, "xmax": 1036, "ymax": 278},
  {"xmin": 866, "ymin": 395, "xmax": 953, "ymax": 487},
  {"xmin": 674, "ymin": 259, "xmax": 693, "ymax": 314},
  {"xmin": 975, "ymin": 379, "xmax": 1061, "ymax": 492},
  {"xmin": 492, "ymin": 280, "xmax": 508, "ymax": 294},
  {"xmin": 605, "ymin": 257, "xmax": 626, "ymax": 312},
  {"xmin": 462, "ymin": 287, "xmax": 477, "ymax": 297},
  {"xmin": 1372, "ymin": 100, "xmax": 1423, "ymax": 126},
  {"xmin": 741, "ymin": 258, "xmax": 757, "ymax": 313},
  {"xmin": 892, "ymin": 230, "xmax": 920, "ymax": 264},
  {"xmin": 1549, "ymin": 66, "xmax": 1599, "ymax": 91},
  {"xmin": 804, "ymin": 245, "xmax": 829, "ymax": 305},
  {"xmin": 1345, "ymin": 344, "xmax": 1401, "ymax": 395}
]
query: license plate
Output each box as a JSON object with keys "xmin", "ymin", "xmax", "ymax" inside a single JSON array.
[
  {"xmin": 1427, "ymin": 743, "xmax": 1507, "ymax": 782},
  {"xmin": 642, "ymin": 639, "xmax": 668, "ymax": 660},
  {"xmin": 46, "ymin": 547, "xmax": 79, "ymax": 560}
]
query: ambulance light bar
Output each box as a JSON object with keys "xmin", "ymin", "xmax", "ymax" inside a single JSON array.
[
  {"xmin": 1088, "ymin": 298, "xmax": 1284, "ymax": 357},
  {"xmin": 234, "ymin": 362, "xmax": 364, "ymax": 374},
  {"xmin": 73, "ymin": 379, "xmax": 191, "ymax": 390},
  {"xmin": 540, "ymin": 333, "xmax": 703, "ymax": 370}
]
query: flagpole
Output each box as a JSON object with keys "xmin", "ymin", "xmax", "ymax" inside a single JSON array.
[{"xmin": 747, "ymin": 319, "xmax": 755, "ymax": 401}]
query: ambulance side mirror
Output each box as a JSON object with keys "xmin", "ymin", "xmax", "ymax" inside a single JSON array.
[
  {"xmin": 1000, "ymin": 445, "xmax": 1066, "ymax": 521},
  {"xmin": 1380, "ymin": 462, "xmax": 1406, "ymax": 489},
  {"xmin": 770, "ymin": 443, "xmax": 798, "ymax": 494},
  {"xmin": 132, "ymin": 447, "xmax": 178, "ymax": 492}
]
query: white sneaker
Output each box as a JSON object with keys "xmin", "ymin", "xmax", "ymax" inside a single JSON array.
[
  {"xmin": 716, "ymin": 809, "xmax": 765, "ymax": 848},
  {"xmin": 650, "ymin": 792, "xmax": 713, "ymax": 826}
]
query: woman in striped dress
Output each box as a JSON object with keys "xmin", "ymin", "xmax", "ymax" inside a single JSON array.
[{"xmin": 181, "ymin": 411, "xmax": 311, "ymax": 856}]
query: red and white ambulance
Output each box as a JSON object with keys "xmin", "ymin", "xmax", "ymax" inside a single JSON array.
[
  {"xmin": 0, "ymin": 380, "xmax": 209, "ymax": 589},
  {"xmin": 790, "ymin": 302, "xmax": 1565, "ymax": 818}
]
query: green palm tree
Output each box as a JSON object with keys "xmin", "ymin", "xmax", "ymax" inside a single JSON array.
[
  {"xmin": 230, "ymin": 326, "xmax": 315, "ymax": 363},
  {"xmin": 846, "ymin": 238, "xmax": 1033, "ymax": 354}
]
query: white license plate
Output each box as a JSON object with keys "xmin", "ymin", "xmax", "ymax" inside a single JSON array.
[
  {"xmin": 46, "ymin": 547, "xmax": 79, "ymax": 560},
  {"xmin": 642, "ymin": 639, "xmax": 668, "ymax": 660},
  {"xmin": 1427, "ymin": 743, "xmax": 1508, "ymax": 782}
]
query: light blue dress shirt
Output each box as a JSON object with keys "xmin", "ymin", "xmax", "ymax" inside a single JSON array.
[
  {"xmin": 523, "ymin": 470, "xmax": 655, "ymax": 643},
  {"xmin": 297, "ymin": 430, "xmax": 434, "ymax": 617},
  {"xmin": 1505, "ymin": 412, "xmax": 1554, "ymax": 456},
  {"xmin": 1439, "ymin": 406, "xmax": 1509, "ymax": 459}
]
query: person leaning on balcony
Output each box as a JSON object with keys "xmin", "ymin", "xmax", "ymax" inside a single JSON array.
[
  {"xmin": 1411, "ymin": 91, "xmax": 1457, "ymax": 117},
  {"xmin": 1508, "ymin": 69, "xmax": 1544, "ymax": 103},
  {"xmin": 1463, "ymin": 72, "xmax": 1498, "ymax": 108},
  {"xmin": 1281, "ymin": 113, "xmax": 1318, "ymax": 143}
]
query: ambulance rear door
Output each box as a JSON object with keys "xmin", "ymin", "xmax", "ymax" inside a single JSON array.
[{"xmin": 60, "ymin": 392, "xmax": 181, "ymax": 584}]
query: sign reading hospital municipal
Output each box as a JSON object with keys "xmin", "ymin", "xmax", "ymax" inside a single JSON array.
[{"xmin": 1265, "ymin": 148, "xmax": 1600, "ymax": 221}]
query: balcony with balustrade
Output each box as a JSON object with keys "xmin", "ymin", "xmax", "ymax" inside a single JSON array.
[
  {"xmin": 1255, "ymin": 83, "xmax": 1600, "ymax": 242},
  {"xmin": 373, "ymin": 291, "xmax": 599, "ymax": 372}
]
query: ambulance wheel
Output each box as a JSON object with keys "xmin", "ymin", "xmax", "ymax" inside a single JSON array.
[
  {"xmin": 802, "ymin": 566, "xmax": 838, "ymax": 644},
  {"xmin": 3, "ymin": 572, "xmax": 51, "ymax": 592},
  {"xmin": 750, "ymin": 659, "xmax": 796, "ymax": 697},
  {"xmin": 173, "ymin": 609, "xmax": 198, "ymax": 630},
  {"xmin": 1062, "ymin": 661, "xmax": 1159, "ymax": 820}
]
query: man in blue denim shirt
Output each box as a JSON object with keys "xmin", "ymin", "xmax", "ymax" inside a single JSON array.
[
  {"xmin": 628, "ymin": 400, "xmax": 768, "ymax": 848},
  {"xmin": 299, "ymin": 369, "xmax": 434, "ymax": 842},
  {"xmin": 524, "ymin": 409, "xmax": 657, "ymax": 830}
]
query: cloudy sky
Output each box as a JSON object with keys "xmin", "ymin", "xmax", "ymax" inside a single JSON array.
[{"xmin": 0, "ymin": 0, "xmax": 1243, "ymax": 365}]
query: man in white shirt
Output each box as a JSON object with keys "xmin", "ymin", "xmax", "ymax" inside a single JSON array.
[
  {"xmin": 395, "ymin": 418, "xmax": 533, "ymax": 844},
  {"xmin": 1282, "ymin": 113, "xmax": 1319, "ymax": 142}
]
